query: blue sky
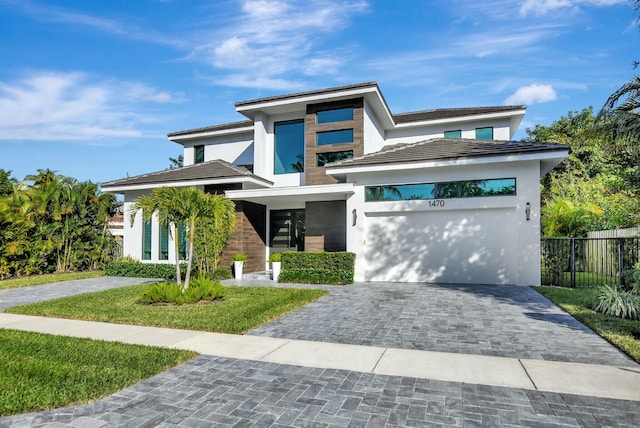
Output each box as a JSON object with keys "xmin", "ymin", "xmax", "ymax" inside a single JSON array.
[{"xmin": 0, "ymin": 0, "xmax": 637, "ymax": 184}]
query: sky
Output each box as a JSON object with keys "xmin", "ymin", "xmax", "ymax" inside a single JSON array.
[{"xmin": 0, "ymin": 0, "xmax": 638, "ymax": 185}]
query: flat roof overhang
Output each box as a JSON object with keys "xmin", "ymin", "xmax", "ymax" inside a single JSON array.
[
  {"xmin": 101, "ymin": 176, "xmax": 272, "ymax": 193},
  {"xmin": 225, "ymin": 183, "xmax": 355, "ymax": 205}
]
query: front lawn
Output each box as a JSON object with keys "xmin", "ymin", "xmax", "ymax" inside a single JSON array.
[
  {"xmin": 535, "ymin": 286, "xmax": 640, "ymax": 364},
  {"xmin": 0, "ymin": 329, "xmax": 196, "ymax": 417},
  {"xmin": 0, "ymin": 271, "xmax": 105, "ymax": 290},
  {"xmin": 6, "ymin": 284, "xmax": 328, "ymax": 334}
]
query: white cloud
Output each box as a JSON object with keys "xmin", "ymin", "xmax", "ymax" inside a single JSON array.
[
  {"xmin": 0, "ymin": 71, "xmax": 182, "ymax": 142},
  {"xmin": 194, "ymin": 0, "xmax": 369, "ymax": 89},
  {"xmin": 519, "ymin": 0, "xmax": 627, "ymax": 17},
  {"xmin": 504, "ymin": 84, "xmax": 557, "ymax": 105}
]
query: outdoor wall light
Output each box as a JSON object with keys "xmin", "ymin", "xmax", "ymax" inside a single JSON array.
[
  {"xmin": 352, "ymin": 209, "xmax": 357, "ymax": 226},
  {"xmin": 525, "ymin": 202, "xmax": 531, "ymax": 221}
]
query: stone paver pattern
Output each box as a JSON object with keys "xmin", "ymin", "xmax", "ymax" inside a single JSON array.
[
  {"xmin": 0, "ymin": 276, "xmax": 159, "ymax": 312},
  {"xmin": 247, "ymin": 281, "xmax": 636, "ymax": 367},
  {"xmin": 3, "ymin": 355, "xmax": 640, "ymax": 428}
]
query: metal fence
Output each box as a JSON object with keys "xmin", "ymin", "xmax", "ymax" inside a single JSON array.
[{"xmin": 541, "ymin": 237, "xmax": 640, "ymax": 287}]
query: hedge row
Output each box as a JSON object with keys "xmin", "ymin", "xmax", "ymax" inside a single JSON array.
[
  {"xmin": 104, "ymin": 261, "xmax": 188, "ymax": 279},
  {"xmin": 280, "ymin": 252, "xmax": 355, "ymax": 285}
]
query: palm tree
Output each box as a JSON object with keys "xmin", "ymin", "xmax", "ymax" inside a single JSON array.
[
  {"xmin": 597, "ymin": 76, "xmax": 640, "ymax": 144},
  {"xmin": 131, "ymin": 187, "xmax": 236, "ymax": 291}
]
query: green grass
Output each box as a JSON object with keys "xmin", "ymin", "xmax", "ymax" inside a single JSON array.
[
  {"xmin": 535, "ymin": 286, "xmax": 640, "ymax": 364},
  {"xmin": 7, "ymin": 284, "xmax": 328, "ymax": 334},
  {"xmin": 0, "ymin": 271, "xmax": 105, "ymax": 290},
  {"xmin": 0, "ymin": 329, "xmax": 196, "ymax": 417}
]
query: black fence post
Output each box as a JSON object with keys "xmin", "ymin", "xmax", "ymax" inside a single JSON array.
[
  {"xmin": 619, "ymin": 238, "xmax": 625, "ymax": 287},
  {"xmin": 570, "ymin": 238, "xmax": 576, "ymax": 288}
]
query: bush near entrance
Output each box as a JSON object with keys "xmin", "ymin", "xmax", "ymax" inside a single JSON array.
[{"xmin": 279, "ymin": 252, "xmax": 355, "ymax": 285}]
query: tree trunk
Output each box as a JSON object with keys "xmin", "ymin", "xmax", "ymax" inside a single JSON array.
[
  {"xmin": 173, "ymin": 223, "xmax": 181, "ymax": 286},
  {"xmin": 183, "ymin": 219, "xmax": 195, "ymax": 293}
]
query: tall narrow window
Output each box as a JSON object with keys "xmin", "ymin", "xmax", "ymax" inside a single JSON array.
[
  {"xmin": 194, "ymin": 145, "xmax": 205, "ymax": 164},
  {"xmin": 142, "ymin": 216, "xmax": 152, "ymax": 260},
  {"xmin": 475, "ymin": 127, "xmax": 493, "ymax": 140},
  {"xmin": 444, "ymin": 130, "xmax": 461, "ymax": 139},
  {"xmin": 274, "ymin": 120, "xmax": 304, "ymax": 174},
  {"xmin": 159, "ymin": 224, "xmax": 169, "ymax": 260},
  {"xmin": 177, "ymin": 223, "xmax": 187, "ymax": 260}
]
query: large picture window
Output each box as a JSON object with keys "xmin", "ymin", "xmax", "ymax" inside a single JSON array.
[
  {"xmin": 274, "ymin": 120, "xmax": 304, "ymax": 174},
  {"xmin": 317, "ymin": 129, "xmax": 353, "ymax": 146},
  {"xmin": 365, "ymin": 178, "xmax": 516, "ymax": 201}
]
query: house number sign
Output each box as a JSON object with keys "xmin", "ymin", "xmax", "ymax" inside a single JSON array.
[{"xmin": 428, "ymin": 200, "xmax": 445, "ymax": 207}]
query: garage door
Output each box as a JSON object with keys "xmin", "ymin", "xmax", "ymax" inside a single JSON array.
[{"xmin": 365, "ymin": 208, "xmax": 517, "ymax": 284}]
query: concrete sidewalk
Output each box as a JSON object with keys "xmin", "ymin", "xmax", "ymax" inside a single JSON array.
[{"xmin": 2, "ymin": 312, "xmax": 639, "ymax": 402}]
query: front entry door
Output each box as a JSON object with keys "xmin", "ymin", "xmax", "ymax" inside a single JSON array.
[{"xmin": 270, "ymin": 209, "xmax": 305, "ymax": 251}]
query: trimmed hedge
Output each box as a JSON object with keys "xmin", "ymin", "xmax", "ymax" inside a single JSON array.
[
  {"xmin": 279, "ymin": 252, "xmax": 355, "ymax": 285},
  {"xmin": 104, "ymin": 260, "xmax": 188, "ymax": 279}
]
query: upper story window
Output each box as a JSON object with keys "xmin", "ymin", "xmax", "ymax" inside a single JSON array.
[
  {"xmin": 475, "ymin": 127, "xmax": 493, "ymax": 140},
  {"xmin": 317, "ymin": 129, "xmax": 353, "ymax": 146},
  {"xmin": 316, "ymin": 150, "xmax": 354, "ymax": 167},
  {"xmin": 316, "ymin": 107, "xmax": 354, "ymax": 124},
  {"xmin": 194, "ymin": 145, "xmax": 205, "ymax": 164},
  {"xmin": 444, "ymin": 130, "xmax": 461, "ymax": 139},
  {"xmin": 274, "ymin": 120, "xmax": 305, "ymax": 174}
]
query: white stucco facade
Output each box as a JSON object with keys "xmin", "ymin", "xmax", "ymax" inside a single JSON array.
[{"xmin": 103, "ymin": 82, "xmax": 567, "ymax": 285}]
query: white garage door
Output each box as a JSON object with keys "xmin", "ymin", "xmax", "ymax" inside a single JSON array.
[{"xmin": 365, "ymin": 208, "xmax": 517, "ymax": 284}]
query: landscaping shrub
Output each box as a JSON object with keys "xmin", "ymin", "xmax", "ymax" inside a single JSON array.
[
  {"xmin": 279, "ymin": 252, "xmax": 355, "ymax": 285},
  {"xmin": 268, "ymin": 252, "xmax": 282, "ymax": 263},
  {"xmin": 592, "ymin": 284, "xmax": 640, "ymax": 320},
  {"xmin": 138, "ymin": 278, "xmax": 225, "ymax": 305},
  {"xmin": 207, "ymin": 267, "xmax": 232, "ymax": 280},
  {"xmin": 104, "ymin": 260, "xmax": 189, "ymax": 279},
  {"xmin": 621, "ymin": 262, "xmax": 640, "ymax": 295}
]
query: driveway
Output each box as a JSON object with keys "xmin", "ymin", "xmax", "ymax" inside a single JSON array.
[{"xmin": 248, "ymin": 282, "xmax": 636, "ymax": 367}]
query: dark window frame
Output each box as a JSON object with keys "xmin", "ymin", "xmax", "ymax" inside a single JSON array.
[
  {"xmin": 194, "ymin": 145, "xmax": 205, "ymax": 164},
  {"xmin": 475, "ymin": 127, "xmax": 494, "ymax": 140}
]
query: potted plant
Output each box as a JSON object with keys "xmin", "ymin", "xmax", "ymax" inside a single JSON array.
[
  {"xmin": 269, "ymin": 252, "xmax": 282, "ymax": 281},
  {"xmin": 232, "ymin": 253, "xmax": 247, "ymax": 280}
]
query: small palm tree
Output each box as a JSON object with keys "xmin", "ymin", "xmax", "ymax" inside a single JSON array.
[{"xmin": 131, "ymin": 187, "xmax": 236, "ymax": 291}]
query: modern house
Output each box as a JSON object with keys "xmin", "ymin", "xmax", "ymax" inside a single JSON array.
[{"xmin": 101, "ymin": 82, "xmax": 568, "ymax": 285}]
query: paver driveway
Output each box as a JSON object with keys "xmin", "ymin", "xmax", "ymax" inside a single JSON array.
[{"xmin": 248, "ymin": 282, "xmax": 636, "ymax": 367}]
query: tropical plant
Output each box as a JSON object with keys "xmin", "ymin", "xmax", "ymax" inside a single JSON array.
[
  {"xmin": 130, "ymin": 187, "xmax": 236, "ymax": 291},
  {"xmin": 268, "ymin": 252, "xmax": 282, "ymax": 263},
  {"xmin": 232, "ymin": 253, "xmax": 248, "ymax": 262},
  {"xmin": 137, "ymin": 278, "xmax": 225, "ymax": 305},
  {"xmin": 168, "ymin": 155, "xmax": 184, "ymax": 169},
  {"xmin": 592, "ymin": 284, "xmax": 640, "ymax": 320},
  {"xmin": 541, "ymin": 198, "xmax": 603, "ymax": 237},
  {"xmin": 0, "ymin": 169, "xmax": 117, "ymax": 278}
]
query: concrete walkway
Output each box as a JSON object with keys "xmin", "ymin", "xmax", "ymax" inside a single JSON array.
[
  {"xmin": 0, "ymin": 313, "xmax": 640, "ymax": 401},
  {"xmin": 1, "ymin": 312, "xmax": 639, "ymax": 402}
]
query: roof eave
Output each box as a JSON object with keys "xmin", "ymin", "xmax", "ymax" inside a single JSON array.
[
  {"xmin": 325, "ymin": 149, "xmax": 569, "ymax": 176},
  {"xmin": 394, "ymin": 108, "xmax": 527, "ymax": 129},
  {"xmin": 101, "ymin": 176, "xmax": 273, "ymax": 193}
]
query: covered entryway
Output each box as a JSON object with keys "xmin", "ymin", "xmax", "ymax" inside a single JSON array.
[{"xmin": 364, "ymin": 208, "xmax": 518, "ymax": 284}]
